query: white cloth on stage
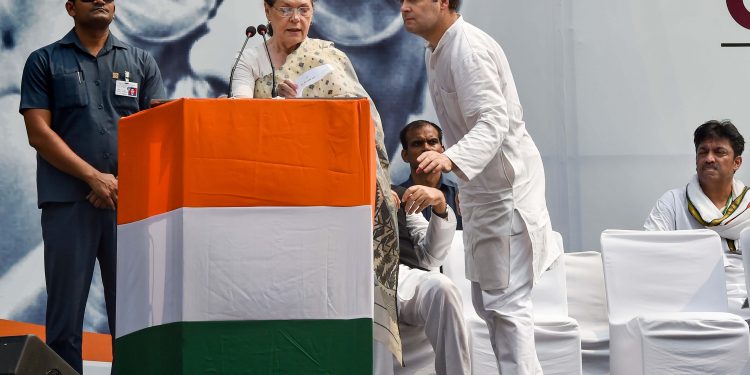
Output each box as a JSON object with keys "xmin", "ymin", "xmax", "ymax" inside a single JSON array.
[
  {"xmin": 600, "ymin": 229, "xmax": 750, "ymax": 375},
  {"xmin": 425, "ymin": 16, "xmax": 559, "ymax": 374},
  {"xmin": 644, "ymin": 175, "xmax": 750, "ymax": 320}
]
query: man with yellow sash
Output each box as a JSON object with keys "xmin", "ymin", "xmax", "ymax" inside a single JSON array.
[{"xmin": 644, "ymin": 120, "xmax": 750, "ymax": 320}]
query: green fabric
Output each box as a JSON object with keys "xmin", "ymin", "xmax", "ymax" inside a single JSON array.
[{"xmin": 115, "ymin": 319, "xmax": 372, "ymax": 374}]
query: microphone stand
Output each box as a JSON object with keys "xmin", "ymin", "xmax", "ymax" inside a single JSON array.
[{"xmin": 257, "ymin": 24, "xmax": 277, "ymax": 98}]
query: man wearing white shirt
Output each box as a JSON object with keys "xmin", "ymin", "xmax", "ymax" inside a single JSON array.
[
  {"xmin": 400, "ymin": 1, "xmax": 560, "ymax": 373},
  {"xmin": 645, "ymin": 120, "xmax": 750, "ymax": 321},
  {"xmin": 387, "ymin": 184, "xmax": 469, "ymax": 375}
]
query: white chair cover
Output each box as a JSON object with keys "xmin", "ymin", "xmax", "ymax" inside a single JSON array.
[
  {"xmin": 564, "ymin": 251, "xmax": 610, "ymax": 375},
  {"xmin": 739, "ymin": 228, "xmax": 750, "ymax": 319},
  {"xmin": 533, "ymin": 233, "xmax": 570, "ymax": 317},
  {"xmin": 601, "ymin": 229, "xmax": 750, "ymax": 375},
  {"xmin": 532, "ymin": 233, "xmax": 582, "ymax": 375}
]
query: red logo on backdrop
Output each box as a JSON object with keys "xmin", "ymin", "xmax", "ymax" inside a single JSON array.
[
  {"xmin": 727, "ymin": 0, "xmax": 750, "ymax": 30},
  {"xmin": 723, "ymin": 0, "xmax": 750, "ymax": 46}
]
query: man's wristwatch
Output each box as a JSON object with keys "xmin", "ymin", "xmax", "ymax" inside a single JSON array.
[{"xmin": 432, "ymin": 207, "xmax": 449, "ymax": 219}]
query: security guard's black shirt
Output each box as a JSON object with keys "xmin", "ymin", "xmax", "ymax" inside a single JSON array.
[{"xmin": 19, "ymin": 29, "xmax": 165, "ymax": 207}]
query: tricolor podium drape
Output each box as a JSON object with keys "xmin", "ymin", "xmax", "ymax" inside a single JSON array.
[{"xmin": 115, "ymin": 99, "xmax": 375, "ymax": 374}]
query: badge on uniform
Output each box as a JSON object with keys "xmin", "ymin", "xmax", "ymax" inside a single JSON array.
[
  {"xmin": 114, "ymin": 70, "xmax": 138, "ymax": 98},
  {"xmin": 115, "ymin": 80, "xmax": 139, "ymax": 98}
]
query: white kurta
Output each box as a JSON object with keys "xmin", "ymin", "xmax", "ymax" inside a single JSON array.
[
  {"xmin": 644, "ymin": 183, "xmax": 750, "ymax": 320},
  {"xmin": 426, "ymin": 17, "xmax": 560, "ymax": 290}
]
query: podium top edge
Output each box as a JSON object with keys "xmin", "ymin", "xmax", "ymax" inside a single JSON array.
[{"xmin": 149, "ymin": 97, "xmax": 368, "ymax": 108}]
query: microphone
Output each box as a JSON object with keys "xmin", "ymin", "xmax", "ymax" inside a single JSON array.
[
  {"xmin": 257, "ymin": 24, "xmax": 277, "ymax": 98},
  {"xmin": 227, "ymin": 26, "xmax": 257, "ymax": 98},
  {"xmin": 245, "ymin": 25, "xmax": 258, "ymax": 38}
]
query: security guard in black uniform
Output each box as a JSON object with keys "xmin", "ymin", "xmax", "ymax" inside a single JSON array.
[{"xmin": 19, "ymin": 0, "xmax": 164, "ymax": 372}]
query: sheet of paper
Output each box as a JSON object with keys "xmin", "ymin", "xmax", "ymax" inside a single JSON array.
[{"xmin": 295, "ymin": 64, "xmax": 333, "ymax": 98}]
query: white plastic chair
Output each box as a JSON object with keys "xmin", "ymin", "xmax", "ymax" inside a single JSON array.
[
  {"xmin": 601, "ymin": 229, "xmax": 750, "ymax": 375},
  {"xmin": 443, "ymin": 231, "xmax": 582, "ymax": 374},
  {"xmin": 564, "ymin": 251, "xmax": 610, "ymax": 375}
]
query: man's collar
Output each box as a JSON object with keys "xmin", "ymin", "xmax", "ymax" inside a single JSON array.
[
  {"xmin": 109, "ymin": 33, "xmax": 128, "ymax": 49},
  {"xmin": 429, "ymin": 14, "xmax": 463, "ymax": 53},
  {"xmin": 58, "ymin": 29, "xmax": 81, "ymax": 48}
]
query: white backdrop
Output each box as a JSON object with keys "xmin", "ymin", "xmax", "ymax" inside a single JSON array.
[
  {"xmin": 461, "ymin": 0, "xmax": 750, "ymax": 250},
  {"xmin": 1, "ymin": 0, "xmax": 749, "ymax": 332}
]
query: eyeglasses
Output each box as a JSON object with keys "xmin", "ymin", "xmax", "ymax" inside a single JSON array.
[{"xmin": 273, "ymin": 6, "xmax": 313, "ymax": 18}]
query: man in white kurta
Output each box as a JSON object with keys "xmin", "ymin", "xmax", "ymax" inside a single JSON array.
[
  {"xmin": 645, "ymin": 120, "xmax": 750, "ymax": 321},
  {"xmin": 381, "ymin": 184, "xmax": 468, "ymax": 374},
  {"xmin": 400, "ymin": 1, "xmax": 561, "ymax": 373}
]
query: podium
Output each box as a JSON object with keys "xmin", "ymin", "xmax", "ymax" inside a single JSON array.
[{"xmin": 115, "ymin": 99, "xmax": 375, "ymax": 374}]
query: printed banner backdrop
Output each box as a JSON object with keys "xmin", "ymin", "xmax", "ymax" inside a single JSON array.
[{"xmin": 1, "ymin": 0, "xmax": 749, "ymax": 333}]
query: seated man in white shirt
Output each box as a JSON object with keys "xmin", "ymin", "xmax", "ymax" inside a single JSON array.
[
  {"xmin": 383, "ymin": 184, "xmax": 470, "ymax": 375},
  {"xmin": 644, "ymin": 120, "xmax": 750, "ymax": 320}
]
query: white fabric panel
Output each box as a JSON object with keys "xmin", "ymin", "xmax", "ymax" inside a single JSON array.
[
  {"xmin": 117, "ymin": 206, "xmax": 373, "ymax": 338},
  {"xmin": 726, "ymin": 253, "xmax": 750, "ymax": 320},
  {"xmin": 534, "ymin": 318, "xmax": 583, "ymax": 375},
  {"xmin": 83, "ymin": 361, "xmax": 112, "ymax": 375},
  {"xmin": 117, "ymin": 208, "xmax": 185, "ymax": 339},
  {"xmin": 531, "ymin": 232, "xmax": 567, "ymax": 316},
  {"xmin": 741, "ymin": 229, "xmax": 750, "ymax": 320},
  {"xmin": 532, "ymin": 233, "xmax": 583, "ymax": 374},
  {"xmin": 564, "ymin": 251, "xmax": 610, "ymax": 375},
  {"xmin": 601, "ymin": 229, "xmax": 750, "ymax": 375},
  {"xmin": 601, "ymin": 229, "xmax": 728, "ymax": 324},
  {"xmin": 615, "ymin": 312, "xmax": 749, "ymax": 375},
  {"xmin": 463, "ymin": 315, "xmax": 583, "ymax": 375}
]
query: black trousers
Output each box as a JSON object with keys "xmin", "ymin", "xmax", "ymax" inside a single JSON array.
[{"xmin": 41, "ymin": 200, "xmax": 116, "ymax": 374}]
